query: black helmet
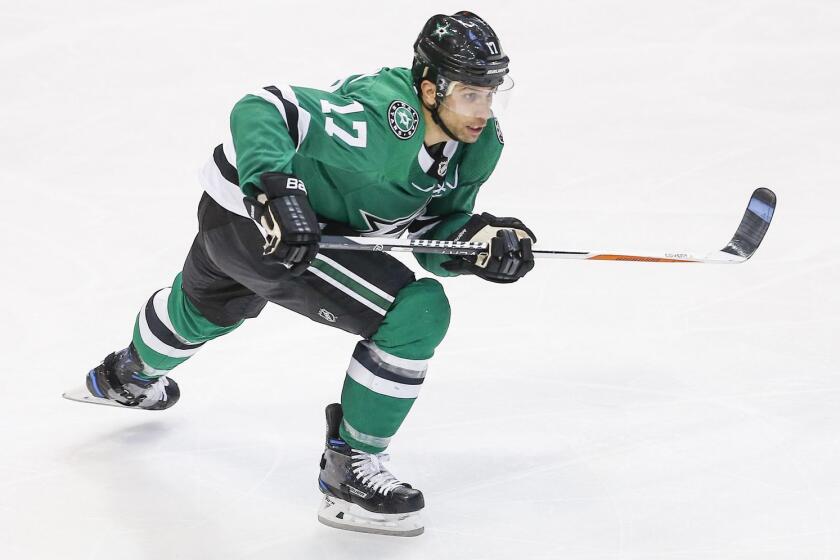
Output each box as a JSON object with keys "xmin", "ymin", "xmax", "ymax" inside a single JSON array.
[{"xmin": 412, "ymin": 11, "xmax": 510, "ymax": 91}]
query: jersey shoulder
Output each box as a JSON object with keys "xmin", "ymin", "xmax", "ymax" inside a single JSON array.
[
  {"xmin": 333, "ymin": 68, "xmax": 418, "ymax": 109},
  {"xmin": 290, "ymin": 68, "xmax": 426, "ymax": 174},
  {"xmin": 334, "ymin": 67, "xmax": 426, "ymax": 153}
]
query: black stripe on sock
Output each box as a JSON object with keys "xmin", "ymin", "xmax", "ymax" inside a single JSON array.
[
  {"xmin": 144, "ymin": 290, "xmax": 205, "ymax": 351},
  {"xmin": 213, "ymin": 144, "xmax": 240, "ymax": 186},
  {"xmin": 352, "ymin": 344, "xmax": 424, "ymax": 386},
  {"xmin": 263, "ymin": 86, "xmax": 300, "ymax": 149}
]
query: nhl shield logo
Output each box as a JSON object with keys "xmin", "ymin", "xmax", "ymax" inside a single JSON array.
[
  {"xmin": 388, "ymin": 100, "xmax": 419, "ymax": 140},
  {"xmin": 437, "ymin": 159, "xmax": 448, "ymax": 177}
]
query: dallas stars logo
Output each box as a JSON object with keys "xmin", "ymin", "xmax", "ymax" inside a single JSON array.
[
  {"xmin": 388, "ymin": 100, "xmax": 419, "ymax": 140},
  {"xmin": 358, "ymin": 207, "xmax": 427, "ymax": 238},
  {"xmin": 494, "ymin": 118, "xmax": 504, "ymax": 145},
  {"xmin": 432, "ymin": 23, "xmax": 451, "ymax": 41}
]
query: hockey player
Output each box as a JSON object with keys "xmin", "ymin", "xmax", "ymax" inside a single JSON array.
[{"xmin": 77, "ymin": 11, "xmax": 535, "ymax": 536}]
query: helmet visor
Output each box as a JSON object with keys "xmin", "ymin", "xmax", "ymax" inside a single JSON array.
[{"xmin": 439, "ymin": 75, "xmax": 514, "ymax": 120}]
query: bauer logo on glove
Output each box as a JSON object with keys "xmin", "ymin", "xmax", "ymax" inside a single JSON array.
[{"xmin": 243, "ymin": 172, "xmax": 321, "ymax": 275}]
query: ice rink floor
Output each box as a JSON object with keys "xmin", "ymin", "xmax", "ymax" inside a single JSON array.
[{"xmin": 1, "ymin": 1, "xmax": 839, "ymax": 558}]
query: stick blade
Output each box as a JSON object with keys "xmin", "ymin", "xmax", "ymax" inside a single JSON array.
[{"xmin": 720, "ymin": 187, "xmax": 776, "ymax": 261}]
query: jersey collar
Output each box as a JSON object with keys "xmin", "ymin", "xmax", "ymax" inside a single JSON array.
[{"xmin": 418, "ymin": 140, "xmax": 458, "ymax": 180}]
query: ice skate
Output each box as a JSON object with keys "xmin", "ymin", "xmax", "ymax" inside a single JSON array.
[
  {"xmin": 63, "ymin": 344, "xmax": 180, "ymax": 410},
  {"xmin": 317, "ymin": 403, "xmax": 424, "ymax": 537}
]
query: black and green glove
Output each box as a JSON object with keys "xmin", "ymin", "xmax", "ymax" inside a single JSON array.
[
  {"xmin": 244, "ymin": 172, "xmax": 321, "ymax": 276},
  {"xmin": 442, "ymin": 212, "xmax": 536, "ymax": 283}
]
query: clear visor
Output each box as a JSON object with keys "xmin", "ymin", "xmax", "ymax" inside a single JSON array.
[{"xmin": 439, "ymin": 75, "xmax": 514, "ymax": 120}]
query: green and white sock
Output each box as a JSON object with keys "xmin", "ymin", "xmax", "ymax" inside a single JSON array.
[
  {"xmin": 131, "ymin": 273, "xmax": 241, "ymax": 376},
  {"xmin": 340, "ymin": 341, "xmax": 428, "ymax": 453}
]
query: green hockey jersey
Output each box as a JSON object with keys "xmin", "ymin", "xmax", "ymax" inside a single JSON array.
[{"xmin": 200, "ymin": 67, "xmax": 504, "ymax": 276}]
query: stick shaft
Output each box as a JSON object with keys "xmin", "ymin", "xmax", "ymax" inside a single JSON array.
[
  {"xmin": 316, "ymin": 188, "xmax": 775, "ymax": 265},
  {"xmin": 318, "ymin": 236, "xmax": 737, "ymax": 264}
]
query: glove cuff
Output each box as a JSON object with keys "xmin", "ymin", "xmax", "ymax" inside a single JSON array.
[{"xmin": 260, "ymin": 172, "xmax": 309, "ymax": 198}]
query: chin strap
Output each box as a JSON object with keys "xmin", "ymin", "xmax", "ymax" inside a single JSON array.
[{"xmin": 424, "ymin": 99, "xmax": 459, "ymax": 142}]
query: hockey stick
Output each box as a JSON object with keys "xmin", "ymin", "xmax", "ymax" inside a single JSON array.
[{"xmin": 319, "ymin": 188, "xmax": 776, "ymax": 264}]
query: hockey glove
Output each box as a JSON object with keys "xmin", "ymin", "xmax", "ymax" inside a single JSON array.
[
  {"xmin": 441, "ymin": 212, "xmax": 536, "ymax": 283},
  {"xmin": 244, "ymin": 172, "xmax": 320, "ymax": 275}
]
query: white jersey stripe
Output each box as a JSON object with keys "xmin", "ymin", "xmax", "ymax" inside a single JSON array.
[
  {"xmin": 199, "ymin": 157, "xmax": 249, "ymax": 218},
  {"xmin": 443, "ymin": 139, "xmax": 459, "ymax": 158},
  {"xmin": 252, "ymin": 88, "xmax": 290, "ymax": 128},
  {"xmin": 314, "ymin": 254, "xmax": 395, "ymax": 304},
  {"xmin": 250, "ymin": 86, "xmax": 311, "ymax": 149},
  {"xmin": 307, "ymin": 266, "xmax": 388, "ymax": 316},
  {"xmin": 278, "ymin": 84, "xmax": 311, "ymax": 147},
  {"xmin": 417, "ymin": 139, "xmax": 459, "ymax": 173},
  {"xmin": 222, "ymin": 136, "xmax": 237, "ymax": 167},
  {"xmin": 417, "ymin": 145, "xmax": 434, "ymax": 173}
]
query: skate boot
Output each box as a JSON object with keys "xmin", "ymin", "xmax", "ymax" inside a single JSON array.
[
  {"xmin": 317, "ymin": 403, "xmax": 424, "ymax": 537},
  {"xmin": 83, "ymin": 343, "xmax": 180, "ymax": 410}
]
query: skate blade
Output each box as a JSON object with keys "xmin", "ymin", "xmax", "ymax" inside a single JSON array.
[
  {"xmin": 317, "ymin": 495, "xmax": 424, "ymax": 537},
  {"xmin": 62, "ymin": 386, "xmax": 140, "ymax": 409}
]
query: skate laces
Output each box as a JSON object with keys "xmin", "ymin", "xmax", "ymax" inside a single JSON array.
[{"xmin": 351, "ymin": 451, "xmax": 404, "ymax": 495}]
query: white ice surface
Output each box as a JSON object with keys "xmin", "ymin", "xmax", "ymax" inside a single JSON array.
[{"xmin": 1, "ymin": 1, "xmax": 839, "ymax": 558}]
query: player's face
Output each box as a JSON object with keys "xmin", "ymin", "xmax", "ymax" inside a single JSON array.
[
  {"xmin": 437, "ymin": 79, "xmax": 513, "ymax": 143},
  {"xmin": 438, "ymin": 84, "xmax": 494, "ymax": 142}
]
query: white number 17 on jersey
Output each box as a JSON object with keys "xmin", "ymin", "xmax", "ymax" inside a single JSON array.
[{"xmin": 320, "ymin": 100, "xmax": 367, "ymax": 148}]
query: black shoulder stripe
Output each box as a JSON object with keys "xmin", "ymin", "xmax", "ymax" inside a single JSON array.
[
  {"xmin": 213, "ymin": 144, "xmax": 240, "ymax": 186},
  {"xmin": 263, "ymin": 86, "xmax": 300, "ymax": 149}
]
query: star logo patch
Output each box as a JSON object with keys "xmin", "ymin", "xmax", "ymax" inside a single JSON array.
[{"xmin": 388, "ymin": 100, "xmax": 419, "ymax": 140}]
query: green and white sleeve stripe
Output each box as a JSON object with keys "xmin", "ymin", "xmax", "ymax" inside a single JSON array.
[{"xmin": 200, "ymin": 84, "xmax": 312, "ymax": 218}]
